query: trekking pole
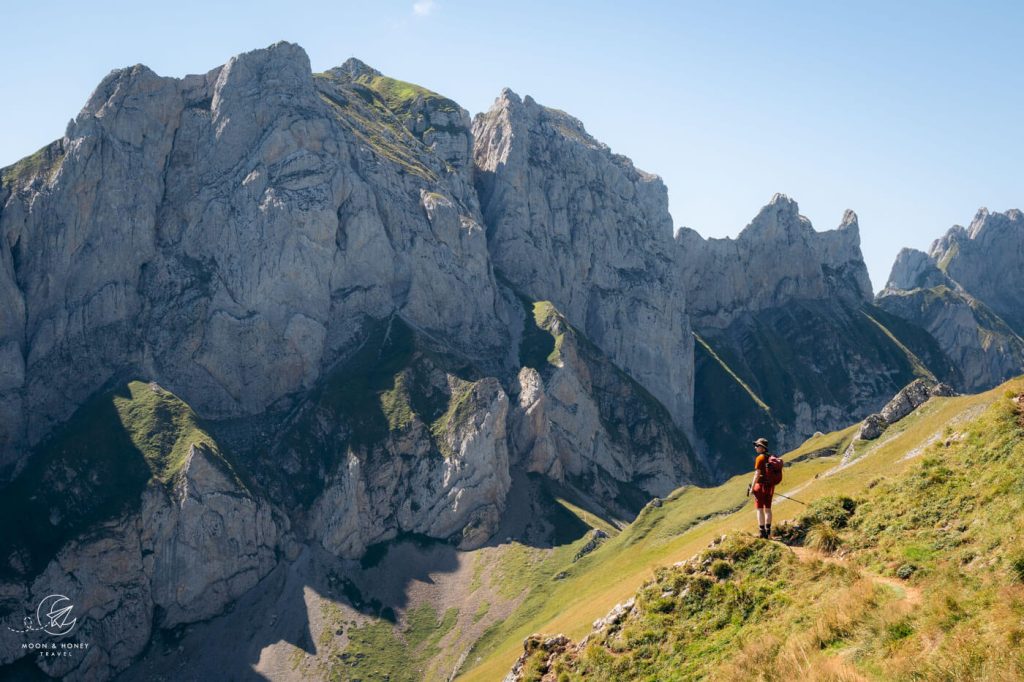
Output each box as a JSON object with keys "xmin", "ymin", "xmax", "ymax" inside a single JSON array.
[{"xmin": 774, "ymin": 492, "xmax": 807, "ymax": 505}]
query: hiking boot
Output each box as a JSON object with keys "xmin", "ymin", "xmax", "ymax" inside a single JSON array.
[
  {"xmin": 758, "ymin": 526, "xmax": 767, "ymax": 539},
  {"xmin": 765, "ymin": 525, "xmax": 772, "ymax": 538}
]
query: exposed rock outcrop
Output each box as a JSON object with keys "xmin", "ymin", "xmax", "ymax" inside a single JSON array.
[
  {"xmin": 932, "ymin": 209, "xmax": 1024, "ymax": 333},
  {"xmin": 307, "ymin": 367, "xmax": 512, "ymax": 558},
  {"xmin": 845, "ymin": 379, "xmax": 956, "ymax": 463},
  {"xmin": 142, "ymin": 443, "xmax": 280, "ymax": 627}
]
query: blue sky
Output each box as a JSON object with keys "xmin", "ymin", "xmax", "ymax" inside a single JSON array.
[{"xmin": 2, "ymin": 1, "xmax": 1021, "ymax": 291}]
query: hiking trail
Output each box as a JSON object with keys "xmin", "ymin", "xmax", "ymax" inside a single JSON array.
[{"xmin": 783, "ymin": 542, "xmax": 922, "ymax": 606}]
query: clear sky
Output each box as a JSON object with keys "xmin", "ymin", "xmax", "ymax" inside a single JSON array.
[{"xmin": 2, "ymin": 1, "xmax": 1021, "ymax": 291}]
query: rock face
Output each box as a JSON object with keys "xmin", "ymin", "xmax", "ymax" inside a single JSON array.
[
  {"xmin": 0, "ymin": 440, "xmax": 282, "ymax": 681},
  {"xmin": 854, "ymin": 379, "xmax": 955, "ymax": 442},
  {"xmin": 877, "ymin": 209, "xmax": 1024, "ymax": 391},
  {"xmin": 473, "ymin": 89, "xmax": 694, "ymax": 436},
  {"xmin": 676, "ymin": 196, "xmax": 872, "ymax": 327},
  {"xmin": 885, "ymin": 247, "xmax": 951, "ymax": 291},
  {"xmin": 934, "ymin": 209, "xmax": 1024, "ymax": 332},
  {"xmin": 509, "ymin": 301, "xmax": 705, "ymax": 517},
  {"xmin": 307, "ymin": 367, "xmax": 512, "ymax": 558},
  {"xmin": 142, "ymin": 443, "xmax": 280, "ymax": 627}
]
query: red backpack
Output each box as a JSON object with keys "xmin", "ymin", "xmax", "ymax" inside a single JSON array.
[{"xmin": 762, "ymin": 454, "xmax": 783, "ymax": 486}]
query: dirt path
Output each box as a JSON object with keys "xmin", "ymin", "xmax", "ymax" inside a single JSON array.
[{"xmin": 785, "ymin": 544, "xmax": 922, "ymax": 606}]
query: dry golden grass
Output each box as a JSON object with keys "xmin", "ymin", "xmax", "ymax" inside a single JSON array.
[{"xmin": 806, "ymin": 523, "xmax": 844, "ymax": 554}]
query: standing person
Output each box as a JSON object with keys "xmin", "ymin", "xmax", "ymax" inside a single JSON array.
[{"xmin": 748, "ymin": 437, "xmax": 776, "ymax": 538}]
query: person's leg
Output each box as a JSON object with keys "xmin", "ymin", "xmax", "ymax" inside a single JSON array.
[
  {"xmin": 755, "ymin": 506, "xmax": 766, "ymax": 537},
  {"xmin": 765, "ymin": 506, "xmax": 773, "ymax": 537}
]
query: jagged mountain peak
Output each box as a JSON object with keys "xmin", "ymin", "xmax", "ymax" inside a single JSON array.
[
  {"xmin": 326, "ymin": 56, "xmax": 383, "ymax": 80},
  {"xmin": 967, "ymin": 206, "xmax": 1023, "ymax": 240},
  {"xmin": 737, "ymin": 193, "xmax": 812, "ymax": 242},
  {"xmin": 770, "ymin": 191, "xmax": 798, "ymax": 207},
  {"xmin": 218, "ymin": 40, "xmax": 312, "ymax": 81},
  {"xmin": 929, "ymin": 223, "xmax": 967, "ymax": 259},
  {"xmin": 478, "ymin": 87, "xmax": 612, "ymax": 159},
  {"xmin": 840, "ymin": 208, "xmax": 859, "ymax": 231},
  {"xmin": 883, "ymin": 247, "xmax": 948, "ymax": 292}
]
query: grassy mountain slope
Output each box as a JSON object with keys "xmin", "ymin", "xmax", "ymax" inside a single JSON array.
[{"xmin": 458, "ymin": 378, "xmax": 1023, "ymax": 680}]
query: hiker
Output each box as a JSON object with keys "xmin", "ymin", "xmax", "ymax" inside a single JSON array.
[{"xmin": 747, "ymin": 437, "xmax": 780, "ymax": 538}]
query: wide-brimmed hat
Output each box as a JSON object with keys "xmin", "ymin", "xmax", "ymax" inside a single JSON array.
[{"xmin": 752, "ymin": 437, "xmax": 769, "ymax": 448}]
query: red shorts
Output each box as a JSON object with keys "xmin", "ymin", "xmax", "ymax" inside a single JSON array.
[{"xmin": 753, "ymin": 483, "xmax": 775, "ymax": 509}]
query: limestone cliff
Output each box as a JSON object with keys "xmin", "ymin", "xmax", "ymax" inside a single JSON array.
[
  {"xmin": 509, "ymin": 299, "xmax": 705, "ymax": 519},
  {"xmin": 473, "ymin": 89, "xmax": 694, "ymax": 437},
  {"xmin": 676, "ymin": 194, "xmax": 871, "ymax": 327}
]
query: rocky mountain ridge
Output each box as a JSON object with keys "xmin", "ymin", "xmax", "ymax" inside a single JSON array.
[{"xmin": 877, "ymin": 207, "xmax": 1024, "ymax": 391}]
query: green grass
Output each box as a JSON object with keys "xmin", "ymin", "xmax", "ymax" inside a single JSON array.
[
  {"xmin": 113, "ymin": 381, "xmax": 219, "ymax": 485},
  {"xmin": 1, "ymin": 140, "xmax": 64, "ymax": 188},
  {"xmin": 380, "ymin": 369, "xmax": 415, "ymax": 432},
  {"xmin": 531, "ymin": 301, "xmax": 566, "ymax": 366},
  {"xmin": 353, "ymin": 73, "xmax": 461, "ymax": 117},
  {"xmin": 785, "ymin": 423, "xmax": 859, "ymax": 463},
  {"xmin": 937, "ymin": 241, "xmax": 960, "ymax": 272},
  {"xmin": 553, "ymin": 497, "xmax": 620, "ymax": 537},
  {"xmin": 430, "ymin": 378, "xmax": 477, "ymax": 458},
  {"xmin": 458, "ymin": 378, "xmax": 1021, "ymax": 681},
  {"xmin": 328, "ymin": 604, "xmax": 460, "ymax": 682},
  {"xmin": 313, "ymin": 67, "xmax": 464, "ymax": 182},
  {"xmin": 315, "ymin": 85, "xmax": 437, "ymax": 181},
  {"xmin": 472, "ymin": 601, "xmax": 491, "ymax": 624}
]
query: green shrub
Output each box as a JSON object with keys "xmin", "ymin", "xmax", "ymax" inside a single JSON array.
[
  {"xmin": 896, "ymin": 563, "xmax": 917, "ymax": 580},
  {"xmin": 885, "ymin": 618, "xmax": 914, "ymax": 643},
  {"xmin": 802, "ymin": 495, "xmax": 858, "ymax": 530},
  {"xmin": 709, "ymin": 560, "xmax": 733, "ymax": 579},
  {"xmin": 650, "ymin": 597, "xmax": 675, "ymax": 613}
]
